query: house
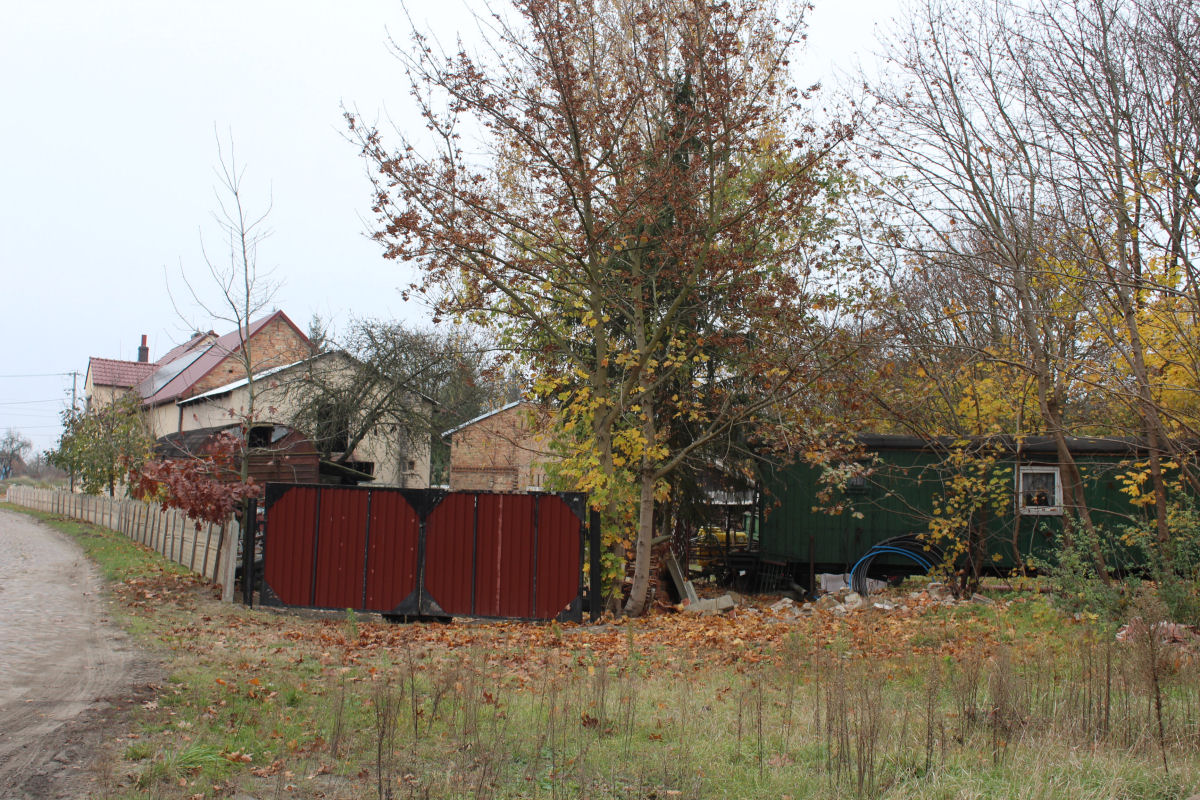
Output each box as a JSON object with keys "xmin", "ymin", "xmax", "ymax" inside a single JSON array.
[
  {"xmin": 757, "ymin": 434, "xmax": 1155, "ymax": 582},
  {"xmin": 443, "ymin": 401, "xmax": 555, "ymax": 491},
  {"xmin": 174, "ymin": 352, "xmax": 432, "ymax": 487},
  {"xmin": 84, "ymin": 312, "xmax": 431, "ymax": 488},
  {"xmin": 133, "ymin": 312, "xmax": 313, "ymax": 437},
  {"xmin": 83, "ymin": 335, "xmax": 160, "ymax": 412}
]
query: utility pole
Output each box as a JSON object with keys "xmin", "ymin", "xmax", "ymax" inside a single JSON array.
[{"xmin": 68, "ymin": 370, "xmax": 79, "ymax": 492}]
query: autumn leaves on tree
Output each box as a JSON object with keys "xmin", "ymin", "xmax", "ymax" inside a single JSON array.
[
  {"xmin": 351, "ymin": 0, "xmax": 855, "ymax": 614},
  {"xmin": 855, "ymin": 0, "xmax": 1200, "ymax": 590}
]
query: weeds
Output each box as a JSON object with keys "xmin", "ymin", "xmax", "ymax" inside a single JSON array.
[
  {"xmin": 136, "ymin": 742, "xmax": 224, "ymax": 788},
  {"xmin": 328, "ymin": 672, "xmax": 347, "ymax": 759},
  {"xmin": 7, "ymin": 505, "xmax": 1200, "ymax": 799}
]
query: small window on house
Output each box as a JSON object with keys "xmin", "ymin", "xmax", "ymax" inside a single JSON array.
[
  {"xmin": 1018, "ymin": 466, "xmax": 1063, "ymax": 515},
  {"xmin": 247, "ymin": 425, "xmax": 273, "ymax": 449},
  {"xmin": 407, "ymin": 460, "xmax": 417, "ymax": 471}
]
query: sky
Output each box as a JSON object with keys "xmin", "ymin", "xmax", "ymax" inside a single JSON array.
[{"xmin": 0, "ymin": 0, "xmax": 904, "ymax": 453}]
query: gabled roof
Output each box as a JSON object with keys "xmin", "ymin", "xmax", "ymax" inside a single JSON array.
[
  {"xmin": 86, "ymin": 357, "xmax": 157, "ymax": 389},
  {"xmin": 137, "ymin": 311, "xmax": 309, "ymax": 407},
  {"xmin": 442, "ymin": 400, "xmax": 528, "ymax": 438}
]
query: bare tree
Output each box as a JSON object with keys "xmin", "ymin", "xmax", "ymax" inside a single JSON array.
[
  {"xmin": 283, "ymin": 320, "xmax": 504, "ymax": 482},
  {"xmin": 865, "ymin": 0, "xmax": 1200, "ymax": 575},
  {"xmin": 0, "ymin": 429, "xmax": 32, "ymax": 480},
  {"xmin": 1021, "ymin": 0, "xmax": 1200, "ymax": 544},
  {"xmin": 862, "ymin": 0, "xmax": 1111, "ymax": 576},
  {"xmin": 174, "ymin": 131, "xmax": 284, "ymax": 486}
]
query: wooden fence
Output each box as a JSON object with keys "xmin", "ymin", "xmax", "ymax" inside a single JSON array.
[{"xmin": 3, "ymin": 485, "xmax": 239, "ymax": 601}]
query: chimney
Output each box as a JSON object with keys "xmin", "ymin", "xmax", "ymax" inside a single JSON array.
[{"xmin": 137, "ymin": 334, "xmax": 149, "ymax": 363}]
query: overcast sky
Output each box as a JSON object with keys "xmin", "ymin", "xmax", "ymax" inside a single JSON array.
[{"xmin": 0, "ymin": 0, "xmax": 903, "ymax": 452}]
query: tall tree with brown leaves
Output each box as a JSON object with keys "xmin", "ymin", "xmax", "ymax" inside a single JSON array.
[{"xmin": 351, "ymin": 0, "xmax": 855, "ymax": 614}]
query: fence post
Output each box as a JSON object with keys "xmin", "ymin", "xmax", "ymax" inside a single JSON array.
[
  {"xmin": 218, "ymin": 519, "xmax": 238, "ymax": 602},
  {"xmin": 188, "ymin": 513, "xmax": 199, "ymax": 571},
  {"xmin": 589, "ymin": 507, "xmax": 603, "ymax": 622},
  {"xmin": 242, "ymin": 500, "xmax": 258, "ymax": 606}
]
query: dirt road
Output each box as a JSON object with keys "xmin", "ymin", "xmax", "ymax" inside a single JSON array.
[{"xmin": 0, "ymin": 508, "xmax": 153, "ymax": 799}]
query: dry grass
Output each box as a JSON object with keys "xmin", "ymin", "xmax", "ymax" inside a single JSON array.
[{"xmin": 14, "ymin": 506, "xmax": 1199, "ymax": 800}]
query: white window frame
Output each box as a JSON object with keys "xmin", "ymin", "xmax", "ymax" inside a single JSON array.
[{"xmin": 1017, "ymin": 466, "xmax": 1063, "ymax": 516}]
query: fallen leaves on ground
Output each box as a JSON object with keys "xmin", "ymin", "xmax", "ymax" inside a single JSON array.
[{"xmin": 120, "ymin": 567, "xmax": 1020, "ymax": 689}]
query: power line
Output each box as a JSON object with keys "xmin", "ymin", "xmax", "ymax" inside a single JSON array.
[
  {"xmin": 0, "ymin": 398, "xmax": 67, "ymax": 405},
  {"xmin": 0, "ymin": 371, "xmax": 74, "ymax": 379}
]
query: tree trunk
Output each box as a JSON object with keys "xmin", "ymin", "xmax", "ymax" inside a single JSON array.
[{"xmin": 624, "ymin": 467, "xmax": 658, "ymax": 617}]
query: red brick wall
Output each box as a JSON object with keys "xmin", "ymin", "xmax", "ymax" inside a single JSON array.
[
  {"xmin": 189, "ymin": 318, "xmax": 311, "ymax": 396},
  {"xmin": 448, "ymin": 404, "xmax": 555, "ymax": 492}
]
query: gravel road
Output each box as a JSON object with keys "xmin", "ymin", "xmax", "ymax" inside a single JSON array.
[{"xmin": 0, "ymin": 508, "xmax": 154, "ymax": 799}]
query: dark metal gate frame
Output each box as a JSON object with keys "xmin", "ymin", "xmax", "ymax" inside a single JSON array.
[{"xmin": 247, "ymin": 483, "xmax": 603, "ymax": 622}]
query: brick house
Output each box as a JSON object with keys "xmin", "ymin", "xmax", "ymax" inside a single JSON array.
[
  {"xmin": 133, "ymin": 311, "xmax": 313, "ymax": 436},
  {"xmin": 443, "ymin": 401, "xmax": 555, "ymax": 492},
  {"xmin": 83, "ymin": 336, "xmax": 164, "ymax": 412},
  {"xmin": 175, "ymin": 352, "xmax": 432, "ymax": 487},
  {"xmin": 84, "ymin": 312, "xmax": 431, "ymax": 488}
]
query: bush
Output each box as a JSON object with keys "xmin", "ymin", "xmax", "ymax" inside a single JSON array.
[
  {"xmin": 1032, "ymin": 521, "xmax": 1129, "ymax": 621},
  {"xmin": 1121, "ymin": 497, "xmax": 1200, "ymax": 626}
]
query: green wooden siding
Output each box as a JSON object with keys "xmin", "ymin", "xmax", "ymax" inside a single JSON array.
[{"xmin": 759, "ymin": 440, "xmax": 1153, "ymax": 572}]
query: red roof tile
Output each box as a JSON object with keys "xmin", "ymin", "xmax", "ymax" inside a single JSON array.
[{"xmin": 87, "ymin": 357, "xmax": 157, "ymax": 389}]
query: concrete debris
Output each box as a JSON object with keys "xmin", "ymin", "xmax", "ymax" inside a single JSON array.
[
  {"xmin": 818, "ymin": 573, "xmax": 851, "ymax": 593},
  {"xmin": 1116, "ymin": 619, "xmax": 1199, "ymax": 645},
  {"xmin": 815, "ymin": 594, "xmax": 841, "ymax": 611},
  {"xmin": 816, "ymin": 573, "xmax": 886, "ymax": 594},
  {"xmin": 926, "ymin": 582, "xmax": 954, "ymax": 602},
  {"xmin": 681, "ymin": 593, "xmax": 738, "ymax": 616},
  {"xmin": 682, "ymin": 598, "xmax": 716, "ymax": 615},
  {"xmin": 762, "ymin": 580, "xmax": 1003, "ymax": 619},
  {"xmin": 664, "ymin": 553, "xmax": 699, "ymax": 605}
]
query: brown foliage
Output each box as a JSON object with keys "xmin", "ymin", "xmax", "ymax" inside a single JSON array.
[{"xmin": 134, "ymin": 431, "xmax": 262, "ymax": 528}]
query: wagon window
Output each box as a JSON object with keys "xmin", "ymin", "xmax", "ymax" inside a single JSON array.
[{"xmin": 1018, "ymin": 467, "xmax": 1062, "ymax": 515}]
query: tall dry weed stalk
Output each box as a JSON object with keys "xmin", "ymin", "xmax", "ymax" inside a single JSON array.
[
  {"xmin": 851, "ymin": 672, "xmax": 885, "ymax": 798},
  {"xmin": 372, "ymin": 679, "xmax": 399, "ymax": 800},
  {"xmin": 923, "ymin": 657, "xmax": 941, "ymax": 775},
  {"xmin": 823, "ymin": 658, "xmax": 850, "ymax": 783},
  {"xmin": 1129, "ymin": 595, "xmax": 1172, "ymax": 775},
  {"xmin": 329, "ymin": 673, "xmax": 347, "ymax": 759},
  {"xmin": 404, "ymin": 646, "xmax": 421, "ymax": 744}
]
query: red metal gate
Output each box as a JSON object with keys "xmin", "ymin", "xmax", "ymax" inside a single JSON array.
[{"xmin": 260, "ymin": 484, "xmax": 589, "ymax": 621}]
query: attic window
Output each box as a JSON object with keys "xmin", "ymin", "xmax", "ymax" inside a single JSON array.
[
  {"xmin": 1018, "ymin": 466, "xmax": 1063, "ymax": 515},
  {"xmin": 248, "ymin": 425, "xmax": 273, "ymax": 449}
]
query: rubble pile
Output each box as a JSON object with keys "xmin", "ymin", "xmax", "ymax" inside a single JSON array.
[{"xmin": 765, "ymin": 581, "xmax": 996, "ymax": 619}]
